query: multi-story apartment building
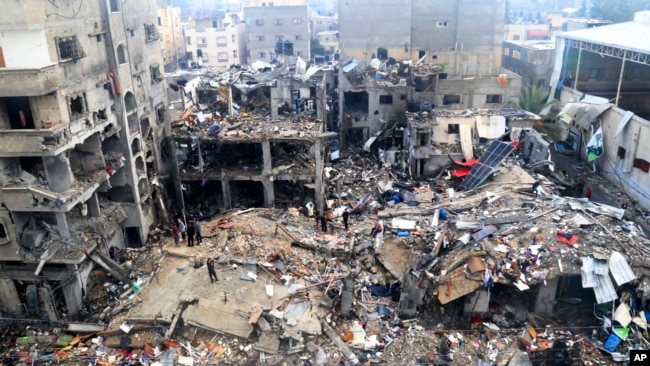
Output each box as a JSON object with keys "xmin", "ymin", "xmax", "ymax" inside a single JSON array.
[
  {"xmin": 244, "ymin": 1, "xmax": 310, "ymax": 63},
  {"xmin": 337, "ymin": 0, "xmax": 521, "ymax": 145},
  {"xmin": 184, "ymin": 11, "xmax": 245, "ymax": 68},
  {"xmin": 157, "ymin": 5, "xmax": 184, "ymax": 70},
  {"xmin": 0, "ymin": 0, "xmax": 170, "ymax": 319}
]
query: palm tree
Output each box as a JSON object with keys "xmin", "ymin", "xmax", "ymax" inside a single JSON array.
[{"xmin": 519, "ymin": 85, "xmax": 551, "ymax": 114}]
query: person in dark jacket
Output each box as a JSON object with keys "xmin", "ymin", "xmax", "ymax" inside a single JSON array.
[
  {"xmin": 206, "ymin": 258, "xmax": 218, "ymax": 283},
  {"xmin": 187, "ymin": 220, "xmax": 196, "ymax": 247},
  {"xmin": 342, "ymin": 209, "xmax": 350, "ymax": 231}
]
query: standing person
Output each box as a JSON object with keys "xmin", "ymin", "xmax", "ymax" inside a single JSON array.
[
  {"xmin": 206, "ymin": 258, "xmax": 218, "ymax": 283},
  {"xmin": 314, "ymin": 208, "xmax": 320, "ymax": 229},
  {"xmin": 342, "ymin": 209, "xmax": 350, "ymax": 231},
  {"xmin": 195, "ymin": 219, "xmax": 202, "ymax": 244},
  {"xmin": 171, "ymin": 224, "xmax": 180, "ymax": 246},
  {"xmin": 178, "ymin": 218, "xmax": 187, "ymax": 241},
  {"xmin": 585, "ymin": 186, "xmax": 593, "ymax": 200},
  {"xmin": 320, "ymin": 215, "xmax": 327, "ymax": 233},
  {"xmin": 187, "ymin": 219, "xmax": 196, "ymax": 247}
]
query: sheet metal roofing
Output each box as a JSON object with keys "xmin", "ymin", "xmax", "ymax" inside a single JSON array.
[{"xmin": 557, "ymin": 20, "xmax": 650, "ymax": 55}]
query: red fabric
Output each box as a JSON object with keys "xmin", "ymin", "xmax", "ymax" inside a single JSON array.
[
  {"xmin": 586, "ymin": 187, "xmax": 593, "ymax": 198},
  {"xmin": 172, "ymin": 225, "xmax": 179, "ymax": 237}
]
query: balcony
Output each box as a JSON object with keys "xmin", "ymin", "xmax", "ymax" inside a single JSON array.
[
  {"xmin": 0, "ymin": 118, "xmax": 119, "ymax": 157},
  {"xmin": 0, "ymin": 64, "xmax": 64, "ymax": 97},
  {"xmin": 1, "ymin": 163, "xmax": 124, "ymax": 213}
]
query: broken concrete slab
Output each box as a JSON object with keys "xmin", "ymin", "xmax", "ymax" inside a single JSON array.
[
  {"xmin": 183, "ymin": 297, "xmax": 254, "ymax": 339},
  {"xmin": 253, "ymin": 332, "xmax": 280, "ymax": 354}
]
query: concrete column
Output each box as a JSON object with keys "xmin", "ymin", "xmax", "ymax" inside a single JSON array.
[
  {"xmin": 262, "ymin": 140, "xmax": 272, "ymax": 175},
  {"xmin": 262, "ymin": 178, "xmax": 275, "ymax": 207},
  {"xmin": 43, "ymin": 154, "xmax": 74, "ymax": 193},
  {"xmin": 62, "ymin": 268, "xmax": 81, "ymax": 317},
  {"xmin": 534, "ymin": 276, "xmax": 559, "ymax": 315},
  {"xmin": 221, "ymin": 179, "xmax": 231, "ymax": 209},
  {"xmin": 87, "ymin": 193, "xmax": 101, "ymax": 217},
  {"xmin": 54, "ymin": 212, "xmax": 71, "ymax": 240},
  {"xmin": 270, "ymin": 86, "xmax": 280, "ymax": 120},
  {"xmin": 314, "ymin": 139, "xmax": 324, "ymax": 211}
]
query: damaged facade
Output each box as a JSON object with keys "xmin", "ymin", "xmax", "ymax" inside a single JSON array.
[
  {"xmin": 0, "ymin": 0, "xmax": 170, "ymax": 318},
  {"xmin": 337, "ymin": 0, "xmax": 522, "ymax": 147},
  {"xmin": 170, "ymin": 63, "xmax": 334, "ymax": 213}
]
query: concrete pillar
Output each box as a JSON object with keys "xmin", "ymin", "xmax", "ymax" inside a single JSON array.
[
  {"xmin": 262, "ymin": 140, "xmax": 272, "ymax": 175},
  {"xmin": 87, "ymin": 193, "xmax": 101, "ymax": 217},
  {"xmin": 262, "ymin": 178, "xmax": 275, "ymax": 207},
  {"xmin": 0, "ymin": 278, "xmax": 21, "ymax": 314},
  {"xmin": 43, "ymin": 154, "xmax": 74, "ymax": 193},
  {"xmin": 270, "ymin": 86, "xmax": 280, "ymax": 120},
  {"xmin": 62, "ymin": 268, "xmax": 81, "ymax": 317},
  {"xmin": 54, "ymin": 212, "xmax": 70, "ymax": 240},
  {"xmin": 314, "ymin": 139, "xmax": 324, "ymax": 211},
  {"xmin": 221, "ymin": 179, "xmax": 231, "ymax": 209},
  {"xmin": 534, "ymin": 276, "xmax": 559, "ymax": 315}
]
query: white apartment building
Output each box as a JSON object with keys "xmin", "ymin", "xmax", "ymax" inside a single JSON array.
[{"xmin": 184, "ymin": 13, "xmax": 245, "ymax": 68}]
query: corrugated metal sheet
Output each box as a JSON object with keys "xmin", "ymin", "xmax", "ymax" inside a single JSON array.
[
  {"xmin": 475, "ymin": 115, "xmax": 506, "ymax": 139},
  {"xmin": 609, "ymin": 251, "xmax": 636, "ymax": 286},
  {"xmin": 593, "ymin": 274, "xmax": 618, "ymax": 304},
  {"xmin": 593, "ymin": 260, "xmax": 609, "ymax": 276},
  {"xmin": 342, "ymin": 59, "xmax": 360, "ymax": 73},
  {"xmin": 557, "ymin": 102, "xmax": 612, "ymax": 129},
  {"xmin": 581, "ymin": 257, "xmax": 598, "ymax": 288}
]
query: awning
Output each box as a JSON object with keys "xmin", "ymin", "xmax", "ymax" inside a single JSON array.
[{"xmin": 557, "ymin": 101, "xmax": 612, "ymax": 129}]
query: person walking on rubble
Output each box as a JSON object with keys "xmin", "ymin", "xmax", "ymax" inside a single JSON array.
[
  {"xmin": 195, "ymin": 219, "xmax": 202, "ymax": 244},
  {"xmin": 178, "ymin": 218, "xmax": 187, "ymax": 241},
  {"xmin": 370, "ymin": 219, "xmax": 383, "ymax": 237},
  {"xmin": 585, "ymin": 186, "xmax": 593, "ymax": 200},
  {"xmin": 320, "ymin": 215, "xmax": 328, "ymax": 233},
  {"xmin": 187, "ymin": 219, "xmax": 196, "ymax": 247},
  {"xmin": 172, "ymin": 224, "xmax": 180, "ymax": 246},
  {"xmin": 206, "ymin": 258, "xmax": 218, "ymax": 283},
  {"xmin": 343, "ymin": 209, "xmax": 350, "ymax": 231}
]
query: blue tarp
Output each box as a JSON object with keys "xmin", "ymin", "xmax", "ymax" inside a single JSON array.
[{"xmin": 342, "ymin": 59, "xmax": 361, "ymax": 73}]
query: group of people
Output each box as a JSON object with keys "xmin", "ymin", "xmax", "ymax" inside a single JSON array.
[
  {"xmin": 315, "ymin": 208, "xmax": 351, "ymax": 233},
  {"xmin": 171, "ymin": 215, "xmax": 202, "ymax": 247}
]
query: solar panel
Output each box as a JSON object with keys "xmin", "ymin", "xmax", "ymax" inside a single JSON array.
[{"xmin": 459, "ymin": 140, "xmax": 515, "ymax": 190}]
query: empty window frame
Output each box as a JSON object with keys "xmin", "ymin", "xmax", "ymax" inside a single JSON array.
[
  {"xmin": 57, "ymin": 36, "xmax": 86, "ymax": 61},
  {"xmin": 379, "ymin": 95, "xmax": 393, "ymax": 104},
  {"xmin": 443, "ymin": 94, "xmax": 461, "ymax": 105}
]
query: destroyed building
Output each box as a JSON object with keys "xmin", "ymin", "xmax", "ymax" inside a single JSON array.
[
  {"xmin": 337, "ymin": 0, "xmax": 522, "ymax": 146},
  {"xmin": 170, "ymin": 64, "xmax": 335, "ymax": 213},
  {"xmin": 0, "ymin": 0, "xmax": 171, "ymax": 318},
  {"xmin": 549, "ymin": 10, "xmax": 650, "ymax": 209}
]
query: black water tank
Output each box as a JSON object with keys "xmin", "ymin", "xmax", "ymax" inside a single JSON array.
[
  {"xmin": 275, "ymin": 40, "xmax": 284, "ymax": 55},
  {"xmin": 283, "ymin": 40, "xmax": 294, "ymax": 55},
  {"xmin": 377, "ymin": 47, "xmax": 388, "ymax": 60}
]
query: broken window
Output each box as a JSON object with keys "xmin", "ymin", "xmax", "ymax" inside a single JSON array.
[
  {"xmin": 156, "ymin": 104, "xmax": 166, "ymax": 124},
  {"xmin": 158, "ymin": 17, "xmax": 162, "ymax": 26},
  {"xmin": 3, "ymin": 97, "xmax": 36, "ymax": 129},
  {"xmin": 233, "ymin": 50, "xmax": 238, "ymax": 58},
  {"xmin": 443, "ymin": 95, "xmax": 461, "ymax": 105},
  {"xmin": 217, "ymin": 52, "xmax": 228, "ymax": 61},
  {"xmin": 485, "ymin": 94, "xmax": 502, "ymax": 103},
  {"xmin": 144, "ymin": 23, "xmax": 159, "ymax": 42},
  {"xmin": 418, "ymin": 50, "xmax": 425, "ymax": 58},
  {"xmin": 379, "ymin": 95, "xmax": 393, "ymax": 105},
  {"xmin": 69, "ymin": 95, "xmax": 86, "ymax": 117},
  {"xmin": 117, "ymin": 44, "xmax": 127, "ymax": 64},
  {"xmin": 56, "ymin": 36, "xmax": 85, "ymax": 61},
  {"xmin": 150, "ymin": 64, "xmax": 163, "ymax": 84},
  {"xmin": 503, "ymin": 47, "xmax": 509, "ymax": 56},
  {"xmin": 437, "ymin": 21, "xmax": 448, "ymax": 27},
  {"xmin": 447, "ymin": 124, "xmax": 460, "ymax": 134},
  {"xmin": 109, "ymin": 0, "xmax": 120, "ymax": 12},
  {"xmin": 196, "ymin": 49, "xmax": 203, "ymax": 58},
  {"xmin": 0, "ymin": 222, "xmax": 7, "ymax": 243},
  {"xmin": 633, "ymin": 158, "xmax": 649, "ymax": 172},
  {"xmin": 258, "ymin": 52, "xmax": 266, "ymax": 58},
  {"xmin": 257, "ymin": 35, "xmax": 265, "ymax": 41},
  {"xmin": 124, "ymin": 92, "xmax": 136, "ymax": 112},
  {"xmin": 96, "ymin": 34, "xmax": 103, "ymax": 43},
  {"xmin": 512, "ymin": 50, "xmax": 521, "ymax": 59},
  {"xmin": 618, "ymin": 147, "xmax": 626, "ymax": 159}
]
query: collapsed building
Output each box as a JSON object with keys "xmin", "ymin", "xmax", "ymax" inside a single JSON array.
[
  {"xmin": 170, "ymin": 61, "xmax": 337, "ymax": 214},
  {"xmin": 0, "ymin": 0, "xmax": 171, "ymax": 318}
]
